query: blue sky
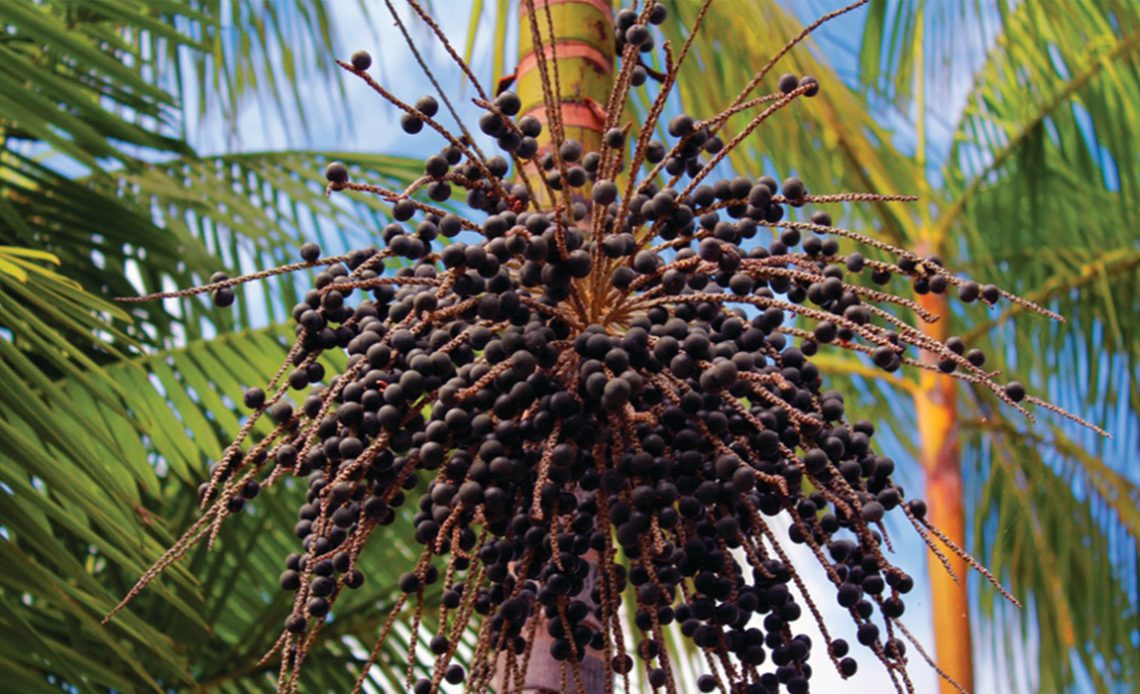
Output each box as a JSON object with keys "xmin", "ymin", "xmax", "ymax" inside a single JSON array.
[{"xmin": 176, "ymin": 2, "xmax": 1078, "ymax": 692}]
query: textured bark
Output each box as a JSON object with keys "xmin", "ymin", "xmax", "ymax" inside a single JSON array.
[
  {"xmin": 497, "ymin": 2, "xmax": 614, "ymax": 692},
  {"xmin": 915, "ymin": 283, "xmax": 973, "ymax": 694}
]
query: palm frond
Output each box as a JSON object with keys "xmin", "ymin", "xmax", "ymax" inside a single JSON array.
[
  {"xmin": 0, "ymin": 323, "xmax": 430, "ymax": 691},
  {"xmin": 163, "ymin": 0, "xmax": 366, "ymax": 139},
  {"xmin": 104, "ymin": 150, "xmax": 426, "ymax": 341},
  {"xmin": 940, "ymin": 0, "xmax": 1140, "ymax": 407},
  {"xmin": 1, "ymin": 149, "xmax": 426, "ymax": 352},
  {"xmin": 855, "ymin": 2, "xmax": 1140, "ymax": 688},
  {"xmin": 660, "ymin": 0, "xmax": 923, "ymax": 245},
  {"xmin": 967, "ymin": 415, "xmax": 1140, "ymax": 693},
  {"xmin": 0, "ymin": 0, "xmax": 190, "ymax": 167},
  {"xmin": 0, "ymin": 0, "xmax": 362, "ymax": 160},
  {"xmin": 858, "ymin": 0, "xmax": 1001, "ymax": 112},
  {"xmin": 943, "ymin": 18, "xmax": 1140, "ymax": 681},
  {"xmin": 0, "ymin": 2, "xmax": 431, "ymax": 690}
]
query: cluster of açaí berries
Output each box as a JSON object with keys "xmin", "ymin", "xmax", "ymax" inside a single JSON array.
[
  {"xmin": 111, "ymin": 3, "xmax": 1092, "ymax": 692},
  {"xmin": 212, "ymin": 92, "xmax": 1025, "ymax": 694}
]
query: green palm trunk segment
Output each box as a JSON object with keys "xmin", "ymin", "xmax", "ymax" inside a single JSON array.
[{"xmin": 516, "ymin": 0, "xmax": 615, "ymax": 209}]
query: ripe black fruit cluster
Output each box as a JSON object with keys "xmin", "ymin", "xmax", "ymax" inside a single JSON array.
[
  {"xmin": 114, "ymin": 3, "xmax": 1092, "ymax": 693},
  {"xmin": 227, "ymin": 113, "xmax": 1004, "ymax": 690}
]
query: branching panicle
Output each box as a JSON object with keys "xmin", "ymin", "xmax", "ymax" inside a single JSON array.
[{"xmin": 109, "ymin": 3, "xmax": 1103, "ymax": 693}]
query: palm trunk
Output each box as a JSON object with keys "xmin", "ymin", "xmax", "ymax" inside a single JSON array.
[
  {"xmin": 505, "ymin": 2, "xmax": 614, "ymax": 692},
  {"xmin": 915, "ymin": 286, "xmax": 973, "ymax": 693},
  {"xmin": 516, "ymin": 0, "xmax": 615, "ymax": 200}
]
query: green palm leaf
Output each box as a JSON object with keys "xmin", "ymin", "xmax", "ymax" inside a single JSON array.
[
  {"xmin": 102, "ymin": 149, "xmax": 425, "ymax": 341},
  {"xmin": 1, "ymin": 322, "xmax": 440, "ymax": 691},
  {"xmin": 968, "ymin": 416, "xmax": 1140, "ymax": 692},
  {"xmin": 659, "ymin": 0, "xmax": 922, "ymax": 244},
  {"xmin": 0, "ymin": 0, "xmax": 358, "ymax": 163},
  {"xmin": 0, "ymin": 0, "xmax": 189, "ymax": 167},
  {"xmin": 3, "ymin": 148, "xmax": 425, "ymax": 350}
]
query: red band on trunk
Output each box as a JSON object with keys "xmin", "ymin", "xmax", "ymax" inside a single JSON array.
[{"xmin": 516, "ymin": 41, "xmax": 612, "ymax": 78}]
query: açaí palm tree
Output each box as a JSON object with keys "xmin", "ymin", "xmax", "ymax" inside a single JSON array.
[{"xmin": 0, "ymin": 0, "xmax": 1135, "ymax": 692}]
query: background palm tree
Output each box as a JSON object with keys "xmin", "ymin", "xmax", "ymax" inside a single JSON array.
[
  {"xmin": 852, "ymin": 2, "xmax": 1140, "ymax": 690},
  {"xmin": 0, "ymin": 0, "xmax": 1135, "ymax": 692}
]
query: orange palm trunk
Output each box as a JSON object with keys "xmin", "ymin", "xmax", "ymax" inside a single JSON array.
[{"xmin": 916, "ymin": 288, "xmax": 973, "ymax": 693}]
